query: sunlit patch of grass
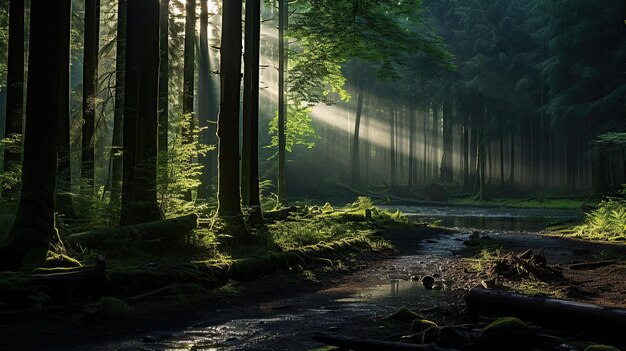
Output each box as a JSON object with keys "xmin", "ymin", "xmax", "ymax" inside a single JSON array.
[
  {"xmin": 572, "ymin": 195, "xmax": 626, "ymax": 242},
  {"xmin": 465, "ymin": 248, "xmax": 502, "ymax": 271}
]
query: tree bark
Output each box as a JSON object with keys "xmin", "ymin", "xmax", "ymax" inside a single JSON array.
[
  {"xmin": 121, "ymin": 0, "xmax": 163, "ymax": 225},
  {"xmin": 182, "ymin": 0, "xmax": 196, "ymax": 136},
  {"xmin": 462, "ymin": 109, "xmax": 469, "ymax": 191},
  {"xmin": 157, "ymin": 0, "xmax": 169, "ymax": 160},
  {"xmin": 241, "ymin": 0, "xmax": 263, "ymax": 226},
  {"xmin": 349, "ymin": 68, "xmax": 364, "ymax": 188},
  {"xmin": 408, "ymin": 85, "xmax": 416, "ymax": 186},
  {"xmin": 440, "ymin": 100, "xmax": 453, "ymax": 183},
  {"xmin": 197, "ymin": 0, "xmax": 216, "ymax": 199},
  {"xmin": 390, "ymin": 109, "xmax": 397, "ymax": 186},
  {"xmin": 216, "ymin": 0, "xmax": 244, "ymax": 221},
  {"xmin": 81, "ymin": 0, "xmax": 100, "ymax": 188},
  {"xmin": 0, "ymin": 0, "xmax": 71, "ymax": 271},
  {"xmin": 2, "ymin": 0, "xmax": 25, "ymax": 199},
  {"xmin": 277, "ymin": 0, "xmax": 288, "ymax": 203},
  {"xmin": 110, "ymin": 0, "xmax": 126, "ymax": 201}
]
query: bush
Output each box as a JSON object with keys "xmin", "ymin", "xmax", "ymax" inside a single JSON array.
[{"xmin": 575, "ymin": 188, "xmax": 626, "ymax": 241}]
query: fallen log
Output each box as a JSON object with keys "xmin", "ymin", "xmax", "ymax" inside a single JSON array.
[
  {"xmin": 312, "ymin": 333, "xmax": 458, "ymax": 351},
  {"xmin": 263, "ymin": 206, "xmax": 299, "ymax": 221},
  {"xmin": 65, "ymin": 214, "xmax": 199, "ymax": 248},
  {"xmin": 0, "ymin": 256, "xmax": 108, "ymax": 306},
  {"xmin": 568, "ymin": 260, "xmax": 617, "ymax": 270},
  {"xmin": 465, "ymin": 288, "xmax": 626, "ymax": 342}
]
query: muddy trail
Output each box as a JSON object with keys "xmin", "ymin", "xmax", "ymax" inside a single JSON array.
[{"xmin": 5, "ymin": 207, "xmax": 626, "ymax": 351}]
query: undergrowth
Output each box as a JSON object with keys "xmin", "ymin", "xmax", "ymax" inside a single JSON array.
[{"xmin": 572, "ymin": 188, "xmax": 626, "ymax": 242}]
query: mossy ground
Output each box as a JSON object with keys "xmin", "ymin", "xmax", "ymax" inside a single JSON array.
[{"xmin": 0, "ymin": 197, "xmax": 407, "ymax": 313}]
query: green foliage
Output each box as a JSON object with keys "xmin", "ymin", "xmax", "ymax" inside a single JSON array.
[
  {"xmin": 85, "ymin": 296, "xmax": 133, "ymax": 318},
  {"xmin": 347, "ymin": 196, "xmax": 375, "ymax": 211},
  {"xmin": 0, "ymin": 135, "xmax": 23, "ymax": 196},
  {"xmin": 595, "ymin": 132, "xmax": 626, "ymax": 152},
  {"xmin": 267, "ymin": 103, "xmax": 318, "ymax": 154},
  {"xmin": 157, "ymin": 113, "xmax": 212, "ymax": 218},
  {"xmin": 575, "ymin": 189, "xmax": 626, "ymax": 241}
]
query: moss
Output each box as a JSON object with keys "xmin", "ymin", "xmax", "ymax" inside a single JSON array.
[
  {"xmin": 584, "ymin": 346, "xmax": 621, "ymax": 351},
  {"xmin": 387, "ymin": 306, "xmax": 424, "ymax": 323},
  {"xmin": 411, "ymin": 319, "xmax": 438, "ymax": 332},
  {"xmin": 480, "ymin": 317, "xmax": 534, "ymax": 351},
  {"xmin": 45, "ymin": 252, "xmax": 82, "ymax": 268},
  {"xmin": 85, "ymin": 296, "xmax": 133, "ymax": 318}
]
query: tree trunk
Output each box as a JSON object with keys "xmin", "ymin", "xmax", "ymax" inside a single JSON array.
[
  {"xmin": 181, "ymin": 0, "xmax": 196, "ymax": 201},
  {"xmin": 408, "ymin": 86, "xmax": 416, "ymax": 186},
  {"xmin": 197, "ymin": 0, "xmax": 215, "ymax": 199},
  {"xmin": 349, "ymin": 69, "xmax": 364, "ymax": 188},
  {"xmin": 121, "ymin": 0, "xmax": 163, "ymax": 225},
  {"xmin": 440, "ymin": 100, "xmax": 453, "ymax": 183},
  {"xmin": 499, "ymin": 127, "xmax": 504, "ymax": 188},
  {"xmin": 0, "ymin": 0, "xmax": 71, "ymax": 271},
  {"xmin": 56, "ymin": 9, "xmax": 73, "ymax": 219},
  {"xmin": 241, "ymin": 0, "xmax": 263, "ymax": 226},
  {"xmin": 277, "ymin": 0, "xmax": 288, "ymax": 203},
  {"xmin": 390, "ymin": 109, "xmax": 396, "ymax": 186},
  {"xmin": 422, "ymin": 107, "xmax": 428, "ymax": 182},
  {"xmin": 510, "ymin": 132, "xmax": 515, "ymax": 190},
  {"xmin": 157, "ymin": 0, "xmax": 169, "ymax": 160},
  {"xmin": 462, "ymin": 109, "xmax": 469, "ymax": 191},
  {"xmin": 110, "ymin": 0, "xmax": 126, "ymax": 202},
  {"xmin": 81, "ymin": 0, "xmax": 100, "ymax": 188},
  {"xmin": 216, "ymin": 0, "xmax": 244, "ymax": 221},
  {"xmin": 432, "ymin": 102, "xmax": 439, "ymax": 179},
  {"xmin": 2, "ymin": 0, "xmax": 25, "ymax": 199}
]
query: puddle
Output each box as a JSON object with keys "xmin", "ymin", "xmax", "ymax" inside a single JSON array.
[{"xmin": 337, "ymin": 279, "xmax": 439, "ymax": 306}]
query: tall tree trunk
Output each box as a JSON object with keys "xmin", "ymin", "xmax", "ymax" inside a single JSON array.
[
  {"xmin": 197, "ymin": 0, "xmax": 215, "ymax": 199},
  {"xmin": 181, "ymin": 0, "xmax": 196, "ymax": 201},
  {"xmin": 56, "ymin": 9, "xmax": 73, "ymax": 219},
  {"xmin": 216, "ymin": 0, "xmax": 244, "ymax": 221},
  {"xmin": 110, "ymin": 0, "xmax": 126, "ymax": 201},
  {"xmin": 157, "ymin": 0, "xmax": 169, "ymax": 160},
  {"xmin": 0, "ymin": 0, "xmax": 71, "ymax": 271},
  {"xmin": 432, "ymin": 102, "xmax": 439, "ymax": 179},
  {"xmin": 2, "ymin": 0, "xmax": 25, "ymax": 199},
  {"xmin": 422, "ymin": 107, "xmax": 428, "ymax": 182},
  {"xmin": 349, "ymin": 69, "xmax": 364, "ymax": 188},
  {"xmin": 499, "ymin": 127, "xmax": 504, "ymax": 188},
  {"xmin": 277, "ymin": 0, "xmax": 287, "ymax": 203},
  {"xmin": 241, "ymin": 0, "xmax": 263, "ymax": 226},
  {"xmin": 462, "ymin": 109, "xmax": 469, "ymax": 191},
  {"xmin": 390, "ymin": 108, "xmax": 396, "ymax": 186},
  {"xmin": 408, "ymin": 86, "xmax": 416, "ymax": 186},
  {"xmin": 121, "ymin": 0, "xmax": 163, "ymax": 225},
  {"xmin": 81, "ymin": 0, "xmax": 100, "ymax": 188},
  {"xmin": 509, "ymin": 132, "xmax": 515, "ymax": 190},
  {"xmin": 182, "ymin": 0, "xmax": 196, "ymax": 132},
  {"xmin": 440, "ymin": 100, "xmax": 453, "ymax": 183}
]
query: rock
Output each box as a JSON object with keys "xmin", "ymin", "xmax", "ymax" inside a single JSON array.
[
  {"xmin": 584, "ymin": 345, "xmax": 621, "ymax": 351},
  {"xmin": 386, "ymin": 307, "xmax": 424, "ymax": 323},
  {"xmin": 479, "ymin": 317, "xmax": 535, "ymax": 351},
  {"xmin": 411, "ymin": 319, "xmax": 438, "ymax": 332},
  {"xmin": 410, "ymin": 275, "xmax": 420, "ymax": 281},
  {"xmin": 421, "ymin": 276, "xmax": 435, "ymax": 290}
]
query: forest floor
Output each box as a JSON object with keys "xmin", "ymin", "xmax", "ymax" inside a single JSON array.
[{"xmin": 2, "ymin": 209, "xmax": 625, "ymax": 351}]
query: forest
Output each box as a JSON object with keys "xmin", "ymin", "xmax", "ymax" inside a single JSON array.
[{"xmin": 0, "ymin": 0, "xmax": 624, "ymax": 350}]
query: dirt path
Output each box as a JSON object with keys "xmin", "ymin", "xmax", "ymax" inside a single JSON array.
[{"xmin": 4, "ymin": 225, "xmax": 626, "ymax": 351}]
